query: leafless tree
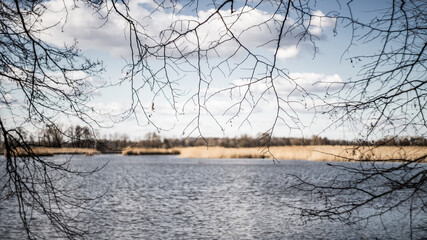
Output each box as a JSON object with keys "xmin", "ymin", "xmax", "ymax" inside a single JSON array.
[
  {"xmin": 287, "ymin": 0, "xmax": 427, "ymax": 238},
  {"xmin": 1, "ymin": 0, "xmax": 426, "ymax": 239},
  {"xmin": 1, "ymin": 0, "xmax": 106, "ymax": 239}
]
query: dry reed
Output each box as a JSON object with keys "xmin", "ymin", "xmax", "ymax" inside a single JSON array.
[
  {"xmin": 177, "ymin": 146, "xmax": 427, "ymax": 162},
  {"xmin": 6, "ymin": 147, "xmax": 101, "ymax": 157},
  {"xmin": 122, "ymin": 147, "xmax": 180, "ymax": 155}
]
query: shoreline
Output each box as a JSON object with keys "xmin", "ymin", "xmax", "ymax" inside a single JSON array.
[
  {"xmin": 126, "ymin": 146, "xmax": 427, "ymax": 163},
  {"xmin": 4, "ymin": 146, "xmax": 427, "ymax": 163}
]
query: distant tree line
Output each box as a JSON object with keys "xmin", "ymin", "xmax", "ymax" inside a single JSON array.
[
  {"xmin": 26, "ymin": 125, "xmax": 96, "ymax": 148},
  {"xmin": 4, "ymin": 125, "xmax": 427, "ymax": 153}
]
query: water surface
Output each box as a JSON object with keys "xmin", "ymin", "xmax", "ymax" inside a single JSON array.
[{"xmin": 0, "ymin": 155, "xmax": 425, "ymax": 239}]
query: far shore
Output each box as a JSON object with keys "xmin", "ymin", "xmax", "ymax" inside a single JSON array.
[
  {"xmin": 4, "ymin": 146, "xmax": 427, "ymax": 163},
  {"xmin": 124, "ymin": 145, "xmax": 427, "ymax": 162}
]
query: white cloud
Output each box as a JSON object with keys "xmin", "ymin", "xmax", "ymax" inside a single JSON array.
[
  {"xmin": 307, "ymin": 10, "xmax": 336, "ymax": 37},
  {"xmin": 37, "ymin": 1, "xmax": 334, "ymax": 60},
  {"xmin": 231, "ymin": 72, "xmax": 343, "ymax": 96},
  {"xmin": 276, "ymin": 45, "xmax": 299, "ymax": 59},
  {"xmin": 89, "ymin": 101, "xmax": 129, "ymax": 115},
  {"xmin": 288, "ymin": 72, "xmax": 343, "ymax": 93},
  {"xmin": 38, "ymin": 0, "xmax": 135, "ymax": 57}
]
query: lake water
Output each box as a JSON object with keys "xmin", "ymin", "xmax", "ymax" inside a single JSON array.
[{"xmin": 0, "ymin": 155, "xmax": 426, "ymax": 239}]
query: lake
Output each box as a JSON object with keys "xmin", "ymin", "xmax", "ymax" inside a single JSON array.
[{"xmin": 0, "ymin": 155, "xmax": 425, "ymax": 239}]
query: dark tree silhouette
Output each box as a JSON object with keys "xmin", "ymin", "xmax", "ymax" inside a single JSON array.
[
  {"xmin": 287, "ymin": 1, "xmax": 427, "ymax": 238},
  {"xmin": 1, "ymin": 0, "xmax": 426, "ymax": 239},
  {"xmin": 0, "ymin": 0, "xmax": 106, "ymax": 238}
]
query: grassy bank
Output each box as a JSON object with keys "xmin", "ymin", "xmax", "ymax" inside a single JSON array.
[
  {"xmin": 178, "ymin": 146, "xmax": 427, "ymax": 162},
  {"xmin": 6, "ymin": 147, "xmax": 101, "ymax": 157}
]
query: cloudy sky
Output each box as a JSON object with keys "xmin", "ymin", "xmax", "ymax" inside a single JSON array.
[{"xmin": 33, "ymin": 0, "xmax": 390, "ymax": 140}]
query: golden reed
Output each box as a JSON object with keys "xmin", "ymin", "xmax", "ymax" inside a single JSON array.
[
  {"xmin": 5, "ymin": 147, "xmax": 100, "ymax": 157},
  {"xmin": 122, "ymin": 147, "xmax": 180, "ymax": 155},
  {"xmin": 177, "ymin": 146, "xmax": 427, "ymax": 162}
]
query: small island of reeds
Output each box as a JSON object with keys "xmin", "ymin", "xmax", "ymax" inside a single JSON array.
[{"xmin": 122, "ymin": 147, "xmax": 180, "ymax": 155}]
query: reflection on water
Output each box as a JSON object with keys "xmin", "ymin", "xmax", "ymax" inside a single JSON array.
[{"xmin": 0, "ymin": 155, "xmax": 425, "ymax": 239}]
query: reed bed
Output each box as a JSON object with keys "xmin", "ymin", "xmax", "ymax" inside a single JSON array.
[
  {"xmin": 122, "ymin": 147, "xmax": 180, "ymax": 155},
  {"xmin": 178, "ymin": 147, "xmax": 265, "ymax": 159},
  {"xmin": 178, "ymin": 146, "xmax": 427, "ymax": 162},
  {"xmin": 6, "ymin": 147, "xmax": 101, "ymax": 157}
]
